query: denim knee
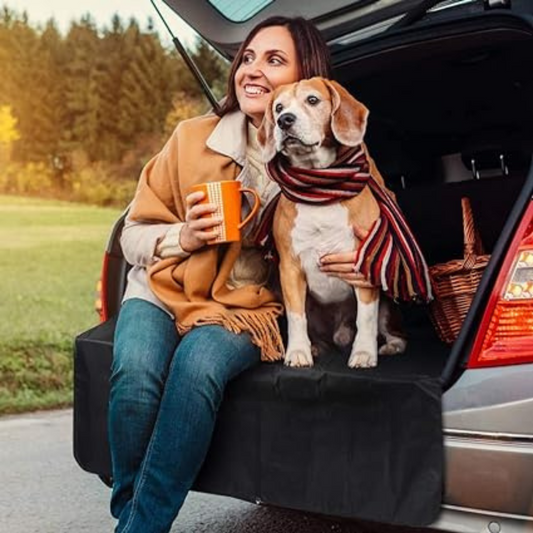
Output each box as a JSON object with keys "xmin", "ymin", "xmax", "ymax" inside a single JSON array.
[
  {"xmin": 111, "ymin": 299, "xmax": 179, "ymax": 401},
  {"xmin": 172, "ymin": 325, "xmax": 260, "ymax": 408},
  {"xmin": 110, "ymin": 351, "xmax": 167, "ymax": 404}
]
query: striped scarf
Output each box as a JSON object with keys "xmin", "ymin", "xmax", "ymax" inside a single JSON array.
[{"xmin": 264, "ymin": 146, "xmax": 433, "ymax": 303}]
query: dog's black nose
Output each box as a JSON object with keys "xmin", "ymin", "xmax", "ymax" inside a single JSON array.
[{"xmin": 277, "ymin": 113, "xmax": 296, "ymax": 130}]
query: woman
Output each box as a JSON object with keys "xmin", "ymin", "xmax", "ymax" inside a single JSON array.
[{"xmin": 109, "ymin": 15, "xmax": 362, "ymax": 533}]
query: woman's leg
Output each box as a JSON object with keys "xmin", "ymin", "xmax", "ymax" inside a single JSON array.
[
  {"xmin": 116, "ymin": 325, "xmax": 261, "ymax": 533},
  {"xmin": 109, "ymin": 299, "xmax": 179, "ymax": 519}
]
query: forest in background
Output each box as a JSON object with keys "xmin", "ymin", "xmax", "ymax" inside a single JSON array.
[{"xmin": 0, "ymin": 5, "xmax": 229, "ymax": 206}]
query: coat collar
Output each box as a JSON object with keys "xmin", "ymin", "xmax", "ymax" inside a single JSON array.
[{"xmin": 206, "ymin": 110, "xmax": 249, "ymax": 167}]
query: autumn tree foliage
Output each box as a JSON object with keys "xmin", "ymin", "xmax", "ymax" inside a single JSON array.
[
  {"xmin": 0, "ymin": 104, "xmax": 18, "ymax": 165},
  {"xmin": 0, "ymin": 5, "xmax": 229, "ymax": 195}
]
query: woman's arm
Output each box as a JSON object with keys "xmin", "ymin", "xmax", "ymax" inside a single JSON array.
[
  {"xmin": 120, "ymin": 218, "xmax": 187, "ymax": 267},
  {"xmin": 121, "ymin": 190, "xmax": 223, "ymax": 267}
]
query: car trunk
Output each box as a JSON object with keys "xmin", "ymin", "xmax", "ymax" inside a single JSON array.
[{"xmin": 325, "ymin": 15, "xmax": 533, "ymax": 384}]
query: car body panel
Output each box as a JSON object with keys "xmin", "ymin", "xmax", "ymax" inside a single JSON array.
[{"xmin": 443, "ymin": 366, "xmax": 533, "ymax": 433}]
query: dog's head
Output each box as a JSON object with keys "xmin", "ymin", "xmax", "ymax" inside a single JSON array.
[{"xmin": 257, "ymin": 77, "xmax": 369, "ymax": 167}]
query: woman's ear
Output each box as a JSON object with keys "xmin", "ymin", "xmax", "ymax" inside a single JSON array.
[
  {"xmin": 257, "ymin": 99, "xmax": 277, "ymax": 162},
  {"xmin": 324, "ymin": 79, "xmax": 369, "ymax": 147}
]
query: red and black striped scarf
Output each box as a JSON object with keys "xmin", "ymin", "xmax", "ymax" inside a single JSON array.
[{"xmin": 258, "ymin": 146, "xmax": 433, "ymax": 303}]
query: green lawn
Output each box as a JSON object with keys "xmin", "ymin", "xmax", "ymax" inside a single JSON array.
[{"xmin": 0, "ymin": 195, "xmax": 121, "ymax": 414}]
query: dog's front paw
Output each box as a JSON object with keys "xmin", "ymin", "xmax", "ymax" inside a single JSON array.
[
  {"xmin": 379, "ymin": 336, "xmax": 407, "ymax": 356},
  {"xmin": 285, "ymin": 348, "xmax": 314, "ymax": 367},
  {"xmin": 348, "ymin": 350, "xmax": 377, "ymax": 369}
]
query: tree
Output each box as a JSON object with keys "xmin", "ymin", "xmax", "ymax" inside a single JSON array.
[
  {"xmin": 116, "ymin": 20, "xmax": 179, "ymax": 149},
  {"xmin": 94, "ymin": 14, "xmax": 127, "ymax": 161},
  {"xmin": 189, "ymin": 39, "xmax": 229, "ymax": 100},
  {"xmin": 164, "ymin": 91, "xmax": 205, "ymax": 137},
  {"xmin": 30, "ymin": 20, "xmax": 67, "ymax": 162},
  {"xmin": 62, "ymin": 16, "xmax": 100, "ymax": 159},
  {"xmin": 0, "ymin": 6, "xmax": 16, "ymax": 103},
  {"xmin": 0, "ymin": 105, "xmax": 19, "ymax": 165},
  {"xmin": 2, "ymin": 11, "xmax": 43, "ymax": 162},
  {"xmin": 0, "ymin": 104, "xmax": 19, "ymax": 143}
]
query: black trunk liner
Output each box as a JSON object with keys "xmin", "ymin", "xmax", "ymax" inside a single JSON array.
[{"xmin": 74, "ymin": 316, "xmax": 445, "ymax": 526}]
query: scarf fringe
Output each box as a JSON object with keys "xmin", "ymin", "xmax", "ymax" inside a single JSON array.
[{"xmin": 177, "ymin": 308, "xmax": 285, "ymax": 362}]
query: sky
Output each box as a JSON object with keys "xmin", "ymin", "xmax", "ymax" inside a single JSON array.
[{"xmin": 5, "ymin": 0, "xmax": 198, "ymax": 46}]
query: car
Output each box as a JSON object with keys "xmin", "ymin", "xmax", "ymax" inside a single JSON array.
[{"xmin": 73, "ymin": 0, "xmax": 533, "ymax": 531}]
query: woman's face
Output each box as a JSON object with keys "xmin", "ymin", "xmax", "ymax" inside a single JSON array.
[{"xmin": 234, "ymin": 25, "xmax": 300, "ymax": 128}]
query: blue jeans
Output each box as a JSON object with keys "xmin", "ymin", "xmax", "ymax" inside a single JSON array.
[{"xmin": 108, "ymin": 298, "xmax": 261, "ymax": 533}]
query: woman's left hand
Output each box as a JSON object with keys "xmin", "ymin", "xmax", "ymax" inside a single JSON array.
[
  {"xmin": 319, "ymin": 252, "xmax": 375, "ymax": 288},
  {"xmin": 319, "ymin": 223, "xmax": 377, "ymax": 288}
]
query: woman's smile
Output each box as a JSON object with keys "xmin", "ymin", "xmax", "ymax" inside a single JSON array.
[{"xmin": 243, "ymin": 84, "xmax": 269, "ymax": 96}]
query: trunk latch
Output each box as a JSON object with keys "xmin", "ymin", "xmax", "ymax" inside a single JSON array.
[{"xmin": 471, "ymin": 153, "xmax": 509, "ymax": 179}]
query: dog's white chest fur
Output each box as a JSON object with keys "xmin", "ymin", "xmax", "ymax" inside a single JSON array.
[{"xmin": 291, "ymin": 203, "xmax": 355, "ymax": 304}]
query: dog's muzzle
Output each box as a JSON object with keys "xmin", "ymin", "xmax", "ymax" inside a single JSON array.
[
  {"xmin": 276, "ymin": 112, "xmax": 320, "ymax": 152},
  {"xmin": 277, "ymin": 112, "xmax": 296, "ymax": 131}
]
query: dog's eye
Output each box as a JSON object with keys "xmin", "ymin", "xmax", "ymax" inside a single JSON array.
[
  {"xmin": 307, "ymin": 95, "xmax": 320, "ymax": 106},
  {"xmin": 275, "ymin": 103, "xmax": 284, "ymax": 114}
]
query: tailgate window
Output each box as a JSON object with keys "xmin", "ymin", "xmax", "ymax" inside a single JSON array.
[{"xmin": 208, "ymin": 0, "xmax": 274, "ymax": 22}]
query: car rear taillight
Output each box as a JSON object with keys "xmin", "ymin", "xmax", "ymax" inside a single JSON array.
[
  {"xmin": 468, "ymin": 200, "xmax": 533, "ymax": 368},
  {"xmin": 96, "ymin": 252, "xmax": 111, "ymax": 323}
]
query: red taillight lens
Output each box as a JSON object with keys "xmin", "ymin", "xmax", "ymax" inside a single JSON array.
[
  {"xmin": 468, "ymin": 201, "xmax": 533, "ymax": 368},
  {"xmin": 95, "ymin": 279, "xmax": 103, "ymax": 319},
  {"xmin": 97, "ymin": 252, "xmax": 110, "ymax": 323}
]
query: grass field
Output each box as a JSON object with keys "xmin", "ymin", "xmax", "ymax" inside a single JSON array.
[{"xmin": 0, "ymin": 195, "xmax": 121, "ymax": 414}]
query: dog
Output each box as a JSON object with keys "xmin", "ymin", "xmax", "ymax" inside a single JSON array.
[{"xmin": 257, "ymin": 77, "xmax": 408, "ymax": 368}]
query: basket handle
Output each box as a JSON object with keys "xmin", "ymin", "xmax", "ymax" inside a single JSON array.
[{"xmin": 461, "ymin": 197, "xmax": 484, "ymax": 268}]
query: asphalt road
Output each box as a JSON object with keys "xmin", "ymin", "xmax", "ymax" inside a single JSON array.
[{"xmin": 0, "ymin": 409, "xmax": 394, "ymax": 533}]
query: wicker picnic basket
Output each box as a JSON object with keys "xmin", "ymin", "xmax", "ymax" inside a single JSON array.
[{"xmin": 428, "ymin": 197, "xmax": 491, "ymax": 344}]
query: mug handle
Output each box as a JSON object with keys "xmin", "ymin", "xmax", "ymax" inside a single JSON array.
[{"xmin": 238, "ymin": 188, "xmax": 261, "ymax": 230}]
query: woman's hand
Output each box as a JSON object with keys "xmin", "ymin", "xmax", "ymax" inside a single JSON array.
[
  {"xmin": 179, "ymin": 191, "xmax": 223, "ymax": 253},
  {"xmin": 319, "ymin": 223, "xmax": 377, "ymax": 288},
  {"xmin": 319, "ymin": 252, "xmax": 375, "ymax": 288}
]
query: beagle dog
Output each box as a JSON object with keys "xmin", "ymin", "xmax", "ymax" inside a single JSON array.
[{"xmin": 258, "ymin": 77, "xmax": 406, "ymax": 368}]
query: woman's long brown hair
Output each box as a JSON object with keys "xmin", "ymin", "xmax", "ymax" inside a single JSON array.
[{"xmin": 217, "ymin": 16, "xmax": 332, "ymax": 117}]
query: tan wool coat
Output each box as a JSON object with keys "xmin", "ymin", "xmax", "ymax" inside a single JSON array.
[{"xmin": 129, "ymin": 114, "xmax": 285, "ymax": 361}]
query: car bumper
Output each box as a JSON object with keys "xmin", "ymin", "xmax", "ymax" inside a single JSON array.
[
  {"xmin": 441, "ymin": 429, "xmax": 533, "ymax": 519},
  {"xmin": 432, "ymin": 504, "xmax": 533, "ymax": 533}
]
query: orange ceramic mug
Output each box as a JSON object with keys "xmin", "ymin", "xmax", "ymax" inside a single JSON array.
[{"xmin": 190, "ymin": 181, "xmax": 261, "ymax": 244}]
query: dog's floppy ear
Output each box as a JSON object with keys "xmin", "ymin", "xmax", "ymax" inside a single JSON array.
[
  {"xmin": 257, "ymin": 97, "xmax": 277, "ymax": 162},
  {"xmin": 324, "ymin": 79, "xmax": 369, "ymax": 147}
]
